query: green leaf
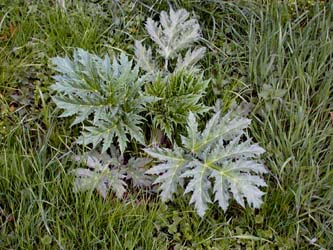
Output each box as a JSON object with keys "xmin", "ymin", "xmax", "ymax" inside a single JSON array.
[
  {"xmin": 181, "ymin": 162, "xmax": 212, "ymax": 217},
  {"xmin": 50, "ymin": 49, "xmax": 152, "ymax": 153},
  {"xmin": 145, "ymin": 71, "xmax": 210, "ymax": 141},
  {"xmin": 146, "ymin": 111, "xmax": 267, "ymax": 216},
  {"xmin": 145, "ymin": 146, "xmax": 187, "ymax": 202},
  {"xmin": 125, "ymin": 158, "xmax": 153, "ymax": 188},
  {"xmin": 181, "ymin": 112, "xmax": 199, "ymax": 152},
  {"xmin": 73, "ymin": 153, "xmax": 127, "ymax": 199}
]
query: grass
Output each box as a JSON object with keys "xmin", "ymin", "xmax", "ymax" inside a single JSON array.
[{"xmin": 1, "ymin": 0, "xmax": 332, "ymax": 249}]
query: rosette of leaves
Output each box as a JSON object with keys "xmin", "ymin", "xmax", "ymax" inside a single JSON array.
[
  {"xmin": 134, "ymin": 7, "xmax": 209, "ymax": 142},
  {"xmin": 145, "ymin": 71, "xmax": 210, "ymax": 141},
  {"xmin": 145, "ymin": 111, "xmax": 267, "ymax": 217},
  {"xmin": 50, "ymin": 49, "xmax": 155, "ymax": 154},
  {"xmin": 74, "ymin": 147, "xmax": 153, "ymax": 198}
]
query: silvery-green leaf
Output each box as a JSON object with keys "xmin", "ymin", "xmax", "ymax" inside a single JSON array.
[
  {"xmin": 181, "ymin": 164, "xmax": 212, "ymax": 217},
  {"xmin": 134, "ymin": 40, "xmax": 157, "ymax": 75},
  {"xmin": 206, "ymin": 137, "xmax": 265, "ymax": 165},
  {"xmin": 145, "ymin": 8, "xmax": 202, "ymax": 59},
  {"xmin": 211, "ymin": 170, "xmax": 230, "ymax": 212},
  {"xmin": 181, "ymin": 112, "xmax": 200, "ymax": 151},
  {"xmin": 73, "ymin": 150, "xmax": 127, "ymax": 199},
  {"xmin": 145, "ymin": 147, "xmax": 187, "ymax": 202},
  {"xmin": 146, "ymin": 110, "xmax": 267, "ymax": 217},
  {"xmin": 196, "ymin": 112, "xmax": 251, "ymax": 153},
  {"xmin": 229, "ymin": 174, "xmax": 266, "ymax": 209},
  {"xmin": 108, "ymin": 169, "xmax": 127, "ymax": 199},
  {"xmin": 126, "ymin": 158, "xmax": 153, "ymax": 187},
  {"xmin": 50, "ymin": 49, "xmax": 149, "ymax": 153},
  {"xmin": 175, "ymin": 47, "xmax": 206, "ymax": 72}
]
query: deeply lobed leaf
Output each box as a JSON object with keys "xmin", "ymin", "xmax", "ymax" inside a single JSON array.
[
  {"xmin": 74, "ymin": 150, "xmax": 152, "ymax": 198},
  {"xmin": 50, "ymin": 49, "xmax": 153, "ymax": 154},
  {"xmin": 145, "ymin": 146, "xmax": 187, "ymax": 202},
  {"xmin": 135, "ymin": 7, "xmax": 205, "ymax": 75},
  {"xmin": 146, "ymin": 111, "xmax": 267, "ymax": 216}
]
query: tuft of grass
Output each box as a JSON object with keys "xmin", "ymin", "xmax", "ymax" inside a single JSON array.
[{"xmin": 248, "ymin": 3, "xmax": 333, "ymax": 247}]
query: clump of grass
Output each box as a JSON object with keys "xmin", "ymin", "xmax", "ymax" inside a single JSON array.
[{"xmin": 249, "ymin": 3, "xmax": 333, "ymax": 247}]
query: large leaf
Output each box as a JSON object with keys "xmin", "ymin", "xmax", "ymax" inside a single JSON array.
[
  {"xmin": 125, "ymin": 158, "xmax": 153, "ymax": 188},
  {"xmin": 146, "ymin": 111, "xmax": 267, "ymax": 217}
]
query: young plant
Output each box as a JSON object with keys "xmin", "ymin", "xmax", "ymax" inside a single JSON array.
[
  {"xmin": 145, "ymin": 111, "xmax": 267, "ymax": 217},
  {"xmin": 135, "ymin": 8, "xmax": 206, "ymax": 76},
  {"xmin": 74, "ymin": 146, "xmax": 152, "ymax": 198},
  {"xmin": 49, "ymin": 7, "xmax": 267, "ymax": 217},
  {"xmin": 50, "ymin": 49, "xmax": 155, "ymax": 154},
  {"xmin": 135, "ymin": 8, "xmax": 209, "ymax": 142}
]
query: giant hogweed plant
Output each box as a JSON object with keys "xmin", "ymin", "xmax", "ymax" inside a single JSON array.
[
  {"xmin": 50, "ymin": 7, "xmax": 267, "ymax": 216},
  {"xmin": 135, "ymin": 8, "xmax": 210, "ymax": 142},
  {"xmin": 50, "ymin": 50, "xmax": 153, "ymax": 154},
  {"xmin": 145, "ymin": 111, "xmax": 267, "ymax": 216}
]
